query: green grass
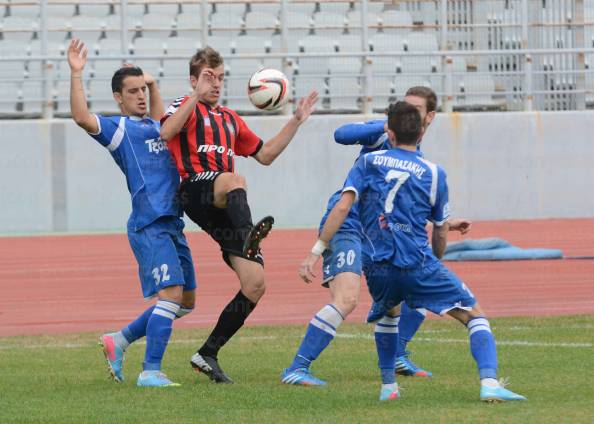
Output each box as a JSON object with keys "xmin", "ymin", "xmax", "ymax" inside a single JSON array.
[{"xmin": 1, "ymin": 316, "xmax": 593, "ymax": 423}]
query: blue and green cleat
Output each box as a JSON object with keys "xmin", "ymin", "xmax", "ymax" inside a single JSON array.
[
  {"xmin": 281, "ymin": 368, "xmax": 327, "ymax": 386},
  {"xmin": 395, "ymin": 353, "xmax": 432, "ymax": 377},
  {"xmin": 137, "ymin": 371, "xmax": 181, "ymax": 387},
  {"xmin": 480, "ymin": 385, "xmax": 526, "ymax": 402},
  {"xmin": 99, "ymin": 333, "xmax": 124, "ymax": 382}
]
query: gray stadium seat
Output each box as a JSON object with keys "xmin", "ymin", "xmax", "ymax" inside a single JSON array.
[
  {"xmin": 148, "ymin": 3, "xmax": 182, "ymax": 16},
  {"xmin": 319, "ymin": 2, "xmax": 351, "ymax": 14},
  {"xmin": 347, "ymin": 11, "xmax": 380, "ymax": 29},
  {"xmin": 234, "ymin": 35, "xmax": 269, "ymax": 54},
  {"xmin": 165, "ymin": 37, "xmax": 201, "ymax": 56},
  {"xmin": 328, "ymin": 77, "xmax": 361, "ymax": 111},
  {"xmin": 214, "ymin": 3, "xmax": 246, "ymax": 16},
  {"xmin": 20, "ymin": 80, "xmax": 43, "ymax": 114},
  {"xmin": 393, "ymin": 76, "xmax": 430, "ymax": 98},
  {"xmin": 162, "ymin": 59, "xmax": 188, "ymax": 77},
  {"xmin": 0, "ymin": 60, "xmax": 26, "ymax": 79},
  {"xmin": 0, "ymin": 82, "xmax": 20, "ymax": 113},
  {"xmin": 132, "ymin": 37, "xmax": 166, "ymax": 74},
  {"xmin": 461, "ymin": 74, "xmax": 496, "ymax": 106},
  {"xmin": 328, "ymin": 57, "xmax": 362, "ymax": 75},
  {"xmin": 285, "ymin": 12, "xmax": 312, "ymax": 30},
  {"xmin": 89, "ymin": 79, "xmax": 118, "ymax": 113},
  {"xmin": 139, "ymin": 13, "xmax": 176, "ymax": 38},
  {"xmin": 352, "ymin": 1, "xmax": 385, "ymax": 13},
  {"xmin": 243, "ymin": 12, "xmax": 278, "ymax": 31},
  {"xmin": 69, "ymin": 16, "xmax": 105, "ymax": 44},
  {"xmin": 337, "ymin": 34, "xmax": 366, "ymax": 52},
  {"xmin": 287, "ymin": 2, "xmax": 316, "ymax": 15},
  {"xmin": 227, "ymin": 58, "xmax": 262, "ymax": 78},
  {"xmin": 6, "ymin": 4, "xmax": 38, "ymax": 18},
  {"xmin": 176, "ymin": 13, "xmax": 204, "ymax": 31},
  {"xmin": 1, "ymin": 17, "xmax": 36, "ymax": 42},
  {"xmin": 210, "ymin": 11, "xmax": 244, "ymax": 34},
  {"xmin": 205, "ymin": 35, "xmax": 234, "ymax": 54},
  {"xmin": 298, "ymin": 35, "xmax": 336, "ymax": 75},
  {"xmin": 77, "ymin": 4, "xmax": 111, "ymax": 17},
  {"xmin": 53, "ymin": 80, "xmax": 72, "ymax": 115},
  {"xmin": 46, "ymin": 4, "xmax": 76, "ymax": 18},
  {"xmin": 160, "ymin": 78, "xmax": 191, "ymax": 105},
  {"xmin": 293, "ymin": 76, "xmax": 326, "ymax": 109},
  {"xmin": 248, "ymin": 3, "xmax": 279, "ymax": 15},
  {"xmin": 225, "ymin": 77, "xmax": 253, "ymax": 112},
  {"xmin": 380, "ymin": 10, "xmax": 413, "ymax": 35},
  {"xmin": 370, "ymin": 77, "xmax": 394, "ymax": 112}
]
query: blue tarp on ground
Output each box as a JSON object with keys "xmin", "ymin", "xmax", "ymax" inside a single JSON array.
[{"xmin": 443, "ymin": 238, "xmax": 563, "ymax": 261}]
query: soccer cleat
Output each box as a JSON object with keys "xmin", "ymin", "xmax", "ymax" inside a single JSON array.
[
  {"xmin": 395, "ymin": 353, "xmax": 432, "ymax": 377},
  {"xmin": 379, "ymin": 387, "xmax": 401, "ymax": 401},
  {"xmin": 136, "ymin": 371, "xmax": 181, "ymax": 387},
  {"xmin": 243, "ymin": 215, "xmax": 274, "ymax": 259},
  {"xmin": 99, "ymin": 333, "xmax": 125, "ymax": 382},
  {"xmin": 190, "ymin": 353, "xmax": 234, "ymax": 384},
  {"xmin": 480, "ymin": 384, "xmax": 527, "ymax": 402},
  {"xmin": 281, "ymin": 368, "xmax": 327, "ymax": 386}
]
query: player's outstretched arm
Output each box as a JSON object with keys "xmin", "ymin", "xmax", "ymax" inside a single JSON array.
[
  {"xmin": 160, "ymin": 68, "xmax": 215, "ymax": 141},
  {"xmin": 432, "ymin": 222, "xmax": 450, "ymax": 259},
  {"xmin": 68, "ymin": 39, "xmax": 98, "ymax": 134},
  {"xmin": 254, "ymin": 90, "xmax": 318, "ymax": 166},
  {"xmin": 334, "ymin": 119, "xmax": 387, "ymax": 146},
  {"xmin": 299, "ymin": 191, "xmax": 355, "ymax": 283}
]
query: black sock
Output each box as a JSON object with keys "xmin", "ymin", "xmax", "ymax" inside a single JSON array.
[
  {"xmin": 226, "ymin": 189, "xmax": 253, "ymax": 236},
  {"xmin": 198, "ymin": 290, "xmax": 257, "ymax": 358}
]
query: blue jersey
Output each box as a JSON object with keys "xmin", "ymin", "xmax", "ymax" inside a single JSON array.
[
  {"xmin": 343, "ymin": 147, "xmax": 450, "ymax": 268},
  {"xmin": 318, "ymin": 120, "xmax": 390, "ymax": 235},
  {"xmin": 89, "ymin": 114, "xmax": 181, "ymax": 231}
]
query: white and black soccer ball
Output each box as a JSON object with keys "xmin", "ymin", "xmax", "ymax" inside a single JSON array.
[{"xmin": 247, "ymin": 68, "xmax": 291, "ymax": 111}]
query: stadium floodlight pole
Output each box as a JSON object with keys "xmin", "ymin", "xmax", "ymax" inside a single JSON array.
[
  {"xmin": 40, "ymin": 0, "xmax": 53, "ymax": 119},
  {"xmin": 120, "ymin": 0, "xmax": 129, "ymax": 64},
  {"xmin": 200, "ymin": 0, "xmax": 208, "ymax": 49},
  {"xmin": 361, "ymin": 0, "xmax": 371, "ymax": 115},
  {"xmin": 280, "ymin": 0, "xmax": 290, "ymax": 115}
]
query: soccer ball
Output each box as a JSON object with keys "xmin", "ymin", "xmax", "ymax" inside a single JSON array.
[{"xmin": 247, "ymin": 68, "xmax": 291, "ymax": 111}]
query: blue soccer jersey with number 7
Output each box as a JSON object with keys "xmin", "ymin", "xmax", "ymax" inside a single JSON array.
[{"xmin": 342, "ymin": 147, "xmax": 450, "ymax": 268}]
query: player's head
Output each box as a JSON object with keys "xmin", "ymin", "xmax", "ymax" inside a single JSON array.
[
  {"xmin": 111, "ymin": 66, "xmax": 147, "ymax": 118},
  {"xmin": 189, "ymin": 46, "xmax": 225, "ymax": 106},
  {"xmin": 404, "ymin": 86, "xmax": 437, "ymax": 129},
  {"xmin": 386, "ymin": 101, "xmax": 423, "ymax": 147}
]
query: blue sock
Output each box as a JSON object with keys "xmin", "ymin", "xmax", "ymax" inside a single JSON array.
[
  {"xmin": 467, "ymin": 317, "xmax": 498, "ymax": 380},
  {"xmin": 143, "ymin": 300, "xmax": 180, "ymax": 371},
  {"xmin": 375, "ymin": 315, "xmax": 400, "ymax": 384},
  {"xmin": 289, "ymin": 304, "xmax": 344, "ymax": 371},
  {"xmin": 397, "ymin": 305, "xmax": 426, "ymax": 357},
  {"xmin": 121, "ymin": 305, "xmax": 156, "ymax": 346}
]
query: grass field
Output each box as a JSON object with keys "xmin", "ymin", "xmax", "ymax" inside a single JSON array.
[{"xmin": 2, "ymin": 315, "xmax": 593, "ymax": 423}]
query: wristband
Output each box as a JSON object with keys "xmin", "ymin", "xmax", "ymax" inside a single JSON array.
[{"xmin": 311, "ymin": 240, "xmax": 327, "ymax": 256}]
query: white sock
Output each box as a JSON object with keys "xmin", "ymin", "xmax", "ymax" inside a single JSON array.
[
  {"xmin": 140, "ymin": 370, "xmax": 160, "ymax": 378},
  {"xmin": 382, "ymin": 383, "xmax": 398, "ymax": 392},
  {"xmin": 481, "ymin": 378, "xmax": 499, "ymax": 387}
]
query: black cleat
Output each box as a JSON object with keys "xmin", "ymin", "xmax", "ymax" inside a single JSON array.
[
  {"xmin": 190, "ymin": 353, "xmax": 234, "ymax": 384},
  {"xmin": 243, "ymin": 215, "xmax": 274, "ymax": 259}
]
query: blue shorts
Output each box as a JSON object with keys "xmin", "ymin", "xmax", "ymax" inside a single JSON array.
[
  {"xmin": 322, "ymin": 232, "xmax": 363, "ymax": 287},
  {"xmin": 364, "ymin": 259, "xmax": 476, "ymax": 321},
  {"xmin": 128, "ymin": 216, "xmax": 197, "ymax": 300}
]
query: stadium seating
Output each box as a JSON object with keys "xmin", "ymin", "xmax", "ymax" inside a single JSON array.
[{"xmin": 0, "ymin": 0, "xmax": 592, "ymax": 116}]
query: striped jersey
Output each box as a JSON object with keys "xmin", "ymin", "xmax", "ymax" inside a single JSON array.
[{"xmin": 162, "ymin": 96, "xmax": 264, "ymax": 179}]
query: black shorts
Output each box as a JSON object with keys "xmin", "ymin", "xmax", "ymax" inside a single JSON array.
[{"xmin": 179, "ymin": 172, "xmax": 264, "ymax": 268}]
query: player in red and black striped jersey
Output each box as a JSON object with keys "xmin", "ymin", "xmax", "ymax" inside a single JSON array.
[{"xmin": 160, "ymin": 47, "xmax": 318, "ymax": 383}]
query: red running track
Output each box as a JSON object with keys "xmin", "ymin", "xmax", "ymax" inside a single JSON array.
[{"xmin": 1, "ymin": 219, "xmax": 593, "ymax": 337}]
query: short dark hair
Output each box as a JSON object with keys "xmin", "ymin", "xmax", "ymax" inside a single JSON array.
[
  {"xmin": 189, "ymin": 46, "xmax": 224, "ymax": 77},
  {"xmin": 386, "ymin": 101, "xmax": 423, "ymax": 145},
  {"xmin": 111, "ymin": 66, "xmax": 144, "ymax": 93},
  {"xmin": 405, "ymin": 86, "xmax": 438, "ymax": 112}
]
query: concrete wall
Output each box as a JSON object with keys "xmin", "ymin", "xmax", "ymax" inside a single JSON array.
[{"xmin": 1, "ymin": 111, "xmax": 593, "ymax": 234}]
